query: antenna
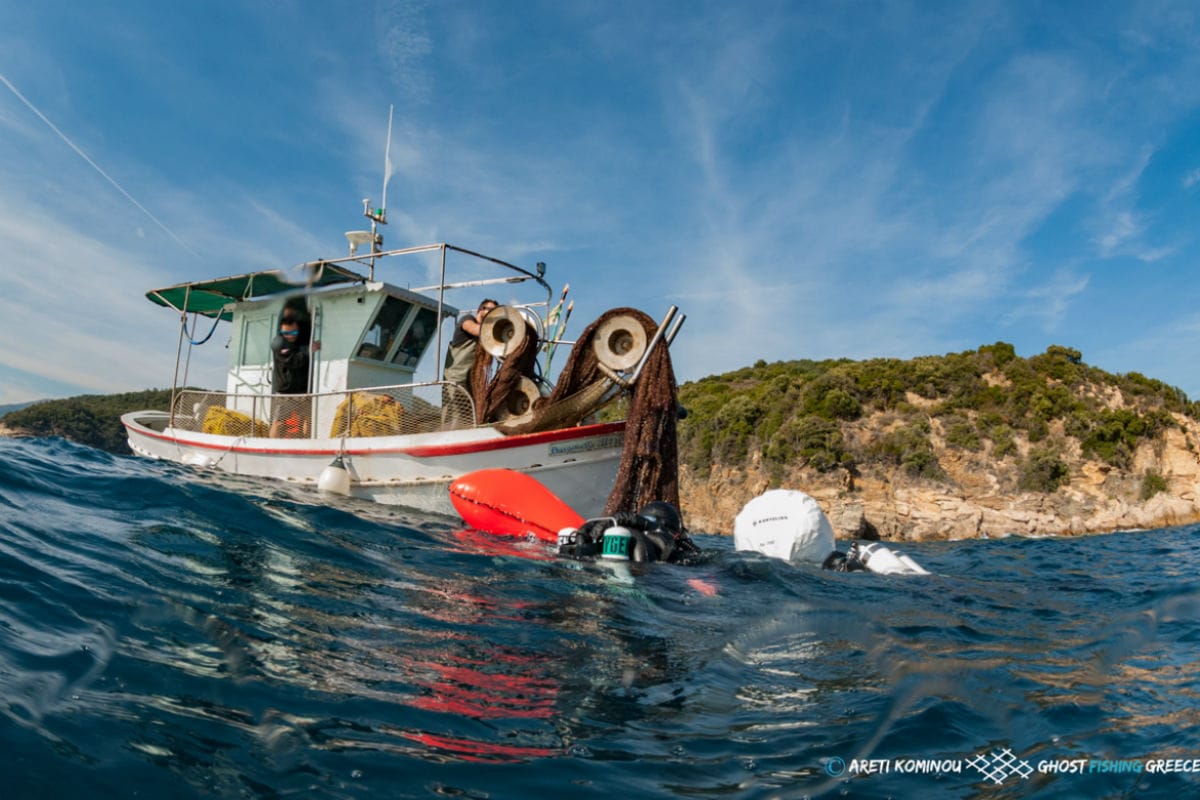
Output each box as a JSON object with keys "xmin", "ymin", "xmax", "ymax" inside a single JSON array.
[
  {"xmin": 357, "ymin": 106, "xmax": 395, "ymax": 280},
  {"xmin": 381, "ymin": 104, "xmax": 393, "ymax": 222}
]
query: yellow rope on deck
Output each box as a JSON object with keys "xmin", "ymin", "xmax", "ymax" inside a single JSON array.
[
  {"xmin": 202, "ymin": 406, "xmax": 268, "ymax": 438},
  {"xmin": 330, "ymin": 392, "xmax": 405, "ymax": 438}
]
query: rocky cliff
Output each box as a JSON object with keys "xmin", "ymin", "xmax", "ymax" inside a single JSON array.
[
  {"xmin": 677, "ymin": 347, "xmax": 1200, "ymax": 540},
  {"xmin": 681, "ymin": 411, "xmax": 1200, "ymax": 539}
]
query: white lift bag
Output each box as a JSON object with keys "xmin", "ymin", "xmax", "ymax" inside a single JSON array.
[{"xmin": 733, "ymin": 489, "xmax": 835, "ymax": 565}]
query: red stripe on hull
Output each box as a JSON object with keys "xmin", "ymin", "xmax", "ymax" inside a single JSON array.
[{"xmin": 123, "ymin": 418, "xmax": 625, "ymax": 458}]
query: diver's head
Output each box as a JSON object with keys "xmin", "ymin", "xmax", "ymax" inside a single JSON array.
[
  {"xmin": 639, "ymin": 501, "xmax": 683, "ymax": 536},
  {"xmin": 822, "ymin": 549, "xmax": 867, "ymax": 572}
]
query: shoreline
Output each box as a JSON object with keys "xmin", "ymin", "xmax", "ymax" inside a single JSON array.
[
  {"xmin": 681, "ymin": 447, "xmax": 1200, "ymax": 541},
  {"xmin": 4, "ymin": 422, "xmax": 1198, "ymax": 539}
]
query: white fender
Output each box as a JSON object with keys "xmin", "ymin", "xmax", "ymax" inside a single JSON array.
[
  {"xmin": 592, "ymin": 313, "xmax": 648, "ymax": 371},
  {"xmin": 479, "ymin": 306, "xmax": 528, "ymax": 358},
  {"xmin": 734, "ymin": 489, "xmax": 835, "ymax": 564},
  {"xmin": 317, "ymin": 456, "xmax": 352, "ymax": 495}
]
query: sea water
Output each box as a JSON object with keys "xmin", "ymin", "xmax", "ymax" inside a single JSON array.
[{"xmin": 1, "ymin": 436, "xmax": 1198, "ymax": 799}]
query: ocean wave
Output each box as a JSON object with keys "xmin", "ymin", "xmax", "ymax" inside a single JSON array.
[{"xmin": 1, "ymin": 437, "xmax": 1198, "ymax": 798}]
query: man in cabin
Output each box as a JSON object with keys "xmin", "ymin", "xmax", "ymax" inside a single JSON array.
[
  {"xmin": 270, "ymin": 309, "xmax": 316, "ymax": 438},
  {"xmin": 442, "ymin": 298, "xmax": 498, "ymax": 425}
]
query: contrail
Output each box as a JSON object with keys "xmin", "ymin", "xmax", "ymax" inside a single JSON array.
[{"xmin": 0, "ymin": 71, "xmax": 201, "ymax": 259}]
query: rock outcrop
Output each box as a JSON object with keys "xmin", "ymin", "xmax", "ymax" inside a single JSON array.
[{"xmin": 681, "ymin": 412, "xmax": 1200, "ymax": 540}]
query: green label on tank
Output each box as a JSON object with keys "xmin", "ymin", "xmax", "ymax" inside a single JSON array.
[{"xmin": 602, "ymin": 533, "xmax": 630, "ymax": 558}]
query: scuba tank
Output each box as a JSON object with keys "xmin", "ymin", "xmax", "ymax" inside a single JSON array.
[
  {"xmin": 841, "ymin": 542, "xmax": 930, "ymax": 575},
  {"xmin": 557, "ymin": 501, "xmax": 700, "ymax": 564}
]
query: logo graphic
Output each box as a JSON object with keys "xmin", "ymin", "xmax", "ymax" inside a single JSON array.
[
  {"xmin": 965, "ymin": 748, "xmax": 1034, "ymax": 784},
  {"xmin": 827, "ymin": 749, "xmax": 1200, "ymax": 785}
]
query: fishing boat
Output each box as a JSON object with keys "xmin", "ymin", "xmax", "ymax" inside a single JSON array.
[{"xmin": 122, "ymin": 195, "xmax": 684, "ymax": 517}]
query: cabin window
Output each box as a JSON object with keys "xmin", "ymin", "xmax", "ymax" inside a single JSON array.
[
  {"xmin": 357, "ymin": 297, "xmax": 414, "ymax": 361},
  {"xmin": 391, "ymin": 306, "xmax": 439, "ymax": 367},
  {"xmin": 238, "ymin": 314, "xmax": 274, "ymax": 367}
]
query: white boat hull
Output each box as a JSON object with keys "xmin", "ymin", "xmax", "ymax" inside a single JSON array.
[{"xmin": 122, "ymin": 410, "xmax": 625, "ymax": 517}]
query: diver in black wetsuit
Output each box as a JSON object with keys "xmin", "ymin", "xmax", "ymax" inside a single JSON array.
[
  {"xmin": 557, "ymin": 501, "xmax": 702, "ymax": 564},
  {"xmin": 821, "ymin": 548, "xmax": 867, "ymax": 572}
]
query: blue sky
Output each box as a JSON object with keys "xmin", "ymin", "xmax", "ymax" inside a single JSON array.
[{"xmin": 2, "ymin": 1, "xmax": 1199, "ymax": 405}]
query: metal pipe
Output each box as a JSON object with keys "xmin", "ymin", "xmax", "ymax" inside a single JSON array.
[
  {"xmin": 444, "ymin": 244, "xmax": 552, "ymax": 299},
  {"xmin": 319, "ymin": 242, "xmax": 551, "ymax": 298},
  {"xmin": 628, "ymin": 306, "xmax": 677, "ymax": 385},
  {"xmin": 309, "ymin": 304, "xmax": 322, "ymax": 406},
  {"xmin": 368, "ymin": 217, "xmax": 378, "ymax": 281},
  {"xmin": 664, "ymin": 312, "xmax": 686, "ymax": 346},
  {"xmin": 411, "ymin": 275, "xmax": 529, "ymax": 292},
  {"xmin": 596, "ymin": 363, "xmax": 631, "ymax": 389},
  {"xmin": 435, "ymin": 245, "xmax": 448, "ymax": 382},
  {"xmin": 181, "ymin": 312, "xmax": 195, "ymax": 388},
  {"xmin": 328, "ymin": 242, "xmax": 445, "ymax": 262},
  {"xmin": 169, "ymin": 285, "xmax": 192, "ymax": 429}
]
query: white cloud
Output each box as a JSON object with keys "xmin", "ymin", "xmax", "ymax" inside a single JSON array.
[
  {"xmin": 1098, "ymin": 210, "xmax": 1145, "ymax": 254},
  {"xmin": 375, "ymin": 0, "xmax": 433, "ymax": 102},
  {"xmin": 0, "ymin": 71, "xmax": 201, "ymax": 259},
  {"xmin": 1092, "ymin": 147, "xmax": 1177, "ymax": 262},
  {"xmin": 1105, "ymin": 146, "xmax": 1154, "ymax": 201},
  {"xmin": 1095, "ymin": 310, "xmax": 1200, "ymax": 397},
  {"xmin": 1003, "ymin": 269, "xmax": 1091, "ymax": 332},
  {"xmin": 0, "ymin": 201, "xmax": 227, "ymax": 400},
  {"xmin": 642, "ymin": 17, "xmax": 1102, "ymax": 376}
]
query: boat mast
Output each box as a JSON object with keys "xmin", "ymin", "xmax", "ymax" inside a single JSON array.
[{"xmin": 361, "ymin": 198, "xmax": 385, "ymax": 281}]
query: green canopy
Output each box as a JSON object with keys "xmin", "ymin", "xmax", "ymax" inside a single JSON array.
[{"xmin": 146, "ymin": 262, "xmax": 367, "ymax": 321}]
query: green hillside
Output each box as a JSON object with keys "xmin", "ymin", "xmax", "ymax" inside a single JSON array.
[
  {"xmin": 1, "ymin": 389, "xmax": 176, "ymax": 454},
  {"xmin": 678, "ymin": 343, "xmax": 1198, "ymax": 493}
]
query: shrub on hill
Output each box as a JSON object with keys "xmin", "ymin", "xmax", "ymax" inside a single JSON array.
[
  {"xmin": 1140, "ymin": 470, "xmax": 1168, "ymax": 500},
  {"xmin": 677, "ymin": 343, "xmax": 1195, "ymax": 490},
  {"xmin": 763, "ymin": 415, "xmax": 850, "ymax": 473},
  {"xmin": 1018, "ymin": 446, "xmax": 1071, "ymax": 493}
]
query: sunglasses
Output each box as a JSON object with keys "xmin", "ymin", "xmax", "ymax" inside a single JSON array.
[{"xmin": 280, "ymin": 327, "xmax": 300, "ymax": 335}]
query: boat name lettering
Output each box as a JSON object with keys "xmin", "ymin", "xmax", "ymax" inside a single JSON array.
[{"xmin": 549, "ymin": 435, "xmax": 622, "ymax": 456}]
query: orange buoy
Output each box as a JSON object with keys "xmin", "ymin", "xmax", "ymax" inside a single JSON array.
[{"xmin": 449, "ymin": 469, "xmax": 584, "ymax": 542}]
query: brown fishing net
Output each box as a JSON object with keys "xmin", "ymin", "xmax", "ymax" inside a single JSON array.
[
  {"xmin": 601, "ymin": 321, "xmax": 680, "ymax": 516},
  {"xmin": 468, "ymin": 321, "xmax": 540, "ymax": 425},
  {"xmin": 489, "ymin": 307, "xmax": 680, "ymax": 515}
]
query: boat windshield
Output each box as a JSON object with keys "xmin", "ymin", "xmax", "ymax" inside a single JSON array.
[
  {"xmin": 357, "ymin": 296, "xmax": 414, "ymax": 360},
  {"xmin": 392, "ymin": 306, "xmax": 438, "ymax": 368}
]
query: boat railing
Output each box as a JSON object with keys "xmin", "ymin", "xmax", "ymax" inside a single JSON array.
[
  {"xmin": 312, "ymin": 242, "xmax": 553, "ymax": 383},
  {"xmin": 169, "ymin": 382, "xmax": 480, "ymax": 441}
]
